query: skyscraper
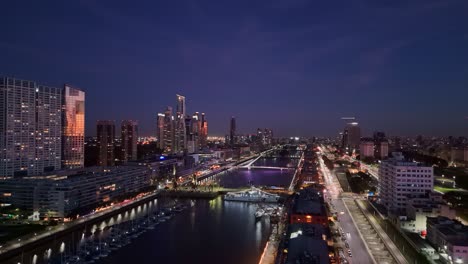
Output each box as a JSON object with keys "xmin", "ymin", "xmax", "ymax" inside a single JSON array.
[
  {"xmin": 62, "ymin": 85, "xmax": 85, "ymax": 169},
  {"xmin": 199, "ymin": 113, "xmax": 208, "ymax": 148},
  {"xmin": 342, "ymin": 122, "xmax": 360, "ymax": 151},
  {"xmin": 175, "ymin": 94, "xmax": 186, "ymax": 153},
  {"xmin": 156, "ymin": 107, "xmax": 175, "ymax": 154},
  {"xmin": 121, "ymin": 120, "xmax": 138, "ymax": 162},
  {"xmin": 0, "ymin": 77, "xmax": 62, "ymax": 177},
  {"xmin": 97, "ymin": 120, "xmax": 115, "ymax": 166},
  {"xmin": 230, "ymin": 116, "xmax": 236, "ymax": 145}
]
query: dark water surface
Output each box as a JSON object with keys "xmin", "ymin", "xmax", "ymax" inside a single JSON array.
[{"xmin": 98, "ymin": 198, "xmax": 271, "ymax": 264}]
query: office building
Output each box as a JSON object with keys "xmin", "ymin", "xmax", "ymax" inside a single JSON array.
[
  {"xmin": 156, "ymin": 107, "xmax": 175, "ymax": 154},
  {"xmin": 378, "ymin": 152, "xmax": 433, "ymax": 213},
  {"xmin": 97, "ymin": 120, "xmax": 115, "ymax": 166},
  {"xmin": 0, "ymin": 77, "xmax": 62, "ymax": 177},
  {"xmin": 359, "ymin": 138, "xmax": 374, "ymax": 158},
  {"xmin": 343, "ymin": 122, "xmax": 361, "ymax": 150},
  {"xmin": 185, "ymin": 115, "xmax": 197, "ymax": 153},
  {"xmin": 0, "ymin": 166, "xmax": 151, "ymax": 218},
  {"xmin": 174, "ymin": 94, "xmax": 186, "ymax": 153},
  {"xmin": 199, "ymin": 113, "xmax": 208, "ymax": 148},
  {"xmin": 121, "ymin": 120, "xmax": 138, "ymax": 162},
  {"xmin": 230, "ymin": 116, "xmax": 236, "ymax": 145},
  {"xmin": 62, "ymin": 85, "xmax": 85, "ymax": 169}
]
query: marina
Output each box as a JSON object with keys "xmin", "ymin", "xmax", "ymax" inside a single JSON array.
[{"xmin": 0, "ymin": 148, "xmax": 302, "ymax": 264}]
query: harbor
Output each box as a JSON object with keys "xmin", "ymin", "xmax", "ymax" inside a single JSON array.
[{"xmin": 0, "ymin": 147, "xmax": 302, "ymax": 264}]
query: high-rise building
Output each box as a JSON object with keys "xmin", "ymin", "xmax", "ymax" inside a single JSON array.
[
  {"xmin": 156, "ymin": 113, "xmax": 165, "ymax": 147},
  {"xmin": 342, "ymin": 122, "xmax": 360, "ymax": 151},
  {"xmin": 62, "ymin": 85, "xmax": 85, "ymax": 169},
  {"xmin": 264, "ymin": 129, "xmax": 273, "ymax": 146},
  {"xmin": 375, "ymin": 141, "xmax": 389, "ymax": 159},
  {"xmin": 359, "ymin": 138, "xmax": 374, "ymax": 158},
  {"xmin": 157, "ymin": 107, "xmax": 175, "ymax": 154},
  {"xmin": 121, "ymin": 120, "xmax": 138, "ymax": 162},
  {"xmin": 230, "ymin": 116, "xmax": 236, "ymax": 145},
  {"xmin": 175, "ymin": 94, "xmax": 186, "ymax": 153},
  {"xmin": 97, "ymin": 120, "xmax": 115, "ymax": 166},
  {"xmin": 185, "ymin": 115, "xmax": 197, "ymax": 153},
  {"xmin": 0, "ymin": 77, "xmax": 62, "ymax": 177},
  {"xmin": 199, "ymin": 113, "xmax": 208, "ymax": 148},
  {"xmin": 378, "ymin": 152, "xmax": 433, "ymax": 213}
]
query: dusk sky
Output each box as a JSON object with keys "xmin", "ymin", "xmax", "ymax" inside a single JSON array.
[{"xmin": 1, "ymin": 0, "xmax": 467, "ymax": 137}]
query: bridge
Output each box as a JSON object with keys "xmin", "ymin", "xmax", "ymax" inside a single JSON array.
[{"xmin": 245, "ymin": 166, "xmax": 295, "ymax": 170}]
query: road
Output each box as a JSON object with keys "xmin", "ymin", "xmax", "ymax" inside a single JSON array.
[{"xmin": 318, "ymin": 148, "xmax": 374, "ymax": 264}]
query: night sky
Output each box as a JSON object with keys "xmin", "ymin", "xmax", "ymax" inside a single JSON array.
[{"xmin": 1, "ymin": 0, "xmax": 467, "ymax": 137}]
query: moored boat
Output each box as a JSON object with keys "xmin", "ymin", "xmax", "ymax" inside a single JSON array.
[{"xmin": 224, "ymin": 187, "xmax": 280, "ymax": 203}]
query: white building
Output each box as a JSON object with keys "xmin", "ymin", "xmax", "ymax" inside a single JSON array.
[
  {"xmin": 0, "ymin": 77, "xmax": 62, "ymax": 177},
  {"xmin": 359, "ymin": 139, "xmax": 374, "ymax": 158},
  {"xmin": 379, "ymin": 152, "xmax": 433, "ymax": 213},
  {"xmin": 0, "ymin": 166, "xmax": 151, "ymax": 218},
  {"xmin": 398, "ymin": 192, "xmax": 456, "ymax": 234}
]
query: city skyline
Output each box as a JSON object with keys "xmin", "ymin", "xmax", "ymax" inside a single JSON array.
[{"xmin": 1, "ymin": 1, "xmax": 467, "ymax": 137}]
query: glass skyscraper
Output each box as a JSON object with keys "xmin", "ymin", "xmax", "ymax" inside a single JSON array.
[{"xmin": 62, "ymin": 85, "xmax": 85, "ymax": 169}]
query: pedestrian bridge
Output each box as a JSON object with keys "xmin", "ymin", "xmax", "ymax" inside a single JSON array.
[{"xmin": 244, "ymin": 166, "xmax": 295, "ymax": 170}]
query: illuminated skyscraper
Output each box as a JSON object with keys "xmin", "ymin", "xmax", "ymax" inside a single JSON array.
[
  {"xmin": 230, "ymin": 116, "xmax": 236, "ymax": 145},
  {"xmin": 342, "ymin": 122, "xmax": 360, "ymax": 151},
  {"xmin": 121, "ymin": 120, "xmax": 138, "ymax": 162},
  {"xmin": 175, "ymin": 94, "xmax": 186, "ymax": 153},
  {"xmin": 0, "ymin": 77, "xmax": 62, "ymax": 177},
  {"xmin": 199, "ymin": 113, "xmax": 208, "ymax": 148},
  {"xmin": 97, "ymin": 120, "xmax": 115, "ymax": 166},
  {"xmin": 157, "ymin": 107, "xmax": 175, "ymax": 153},
  {"xmin": 62, "ymin": 85, "xmax": 85, "ymax": 169}
]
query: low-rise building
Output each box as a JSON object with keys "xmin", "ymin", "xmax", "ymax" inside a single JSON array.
[
  {"xmin": 0, "ymin": 166, "xmax": 152, "ymax": 219},
  {"xmin": 427, "ymin": 216, "xmax": 468, "ymax": 264},
  {"xmin": 285, "ymin": 223, "xmax": 331, "ymax": 264},
  {"xmin": 398, "ymin": 192, "xmax": 456, "ymax": 234},
  {"xmin": 290, "ymin": 187, "xmax": 328, "ymax": 225}
]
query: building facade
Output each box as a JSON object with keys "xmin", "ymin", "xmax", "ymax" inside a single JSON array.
[
  {"xmin": 359, "ymin": 138, "xmax": 374, "ymax": 158},
  {"xmin": 427, "ymin": 216, "xmax": 468, "ymax": 264},
  {"xmin": 342, "ymin": 122, "xmax": 361, "ymax": 152},
  {"xmin": 199, "ymin": 113, "xmax": 208, "ymax": 148},
  {"xmin": 174, "ymin": 94, "xmax": 186, "ymax": 153},
  {"xmin": 121, "ymin": 120, "xmax": 138, "ymax": 162},
  {"xmin": 97, "ymin": 120, "xmax": 115, "ymax": 166},
  {"xmin": 0, "ymin": 77, "xmax": 62, "ymax": 177},
  {"xmin": 62, "ymin": 85, "xmax": 85, "ymax": 169},
  {"xmin": 156, "ymin": 107, "xmax": 175, "ymax": 153},
  {"xmin": 378, "ymin": 152, "xmax": 433, "ymax": 213},
  {"xmin": 230, "ymin": 116, "xmax": 236, "ymax": 146},
  {"xmin": 0, "ymin": 166, "xmax": 151, "ymax": 218}
]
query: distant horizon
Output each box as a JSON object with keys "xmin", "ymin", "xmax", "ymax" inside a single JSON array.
[{"xmin": 1, "ymin": 1, "xmax": 467, "ymax": 137}]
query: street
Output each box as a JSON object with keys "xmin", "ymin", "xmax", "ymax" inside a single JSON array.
[{"xmin": 318, "ymin": 149, "xmax": 374, "ymax": 264}]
